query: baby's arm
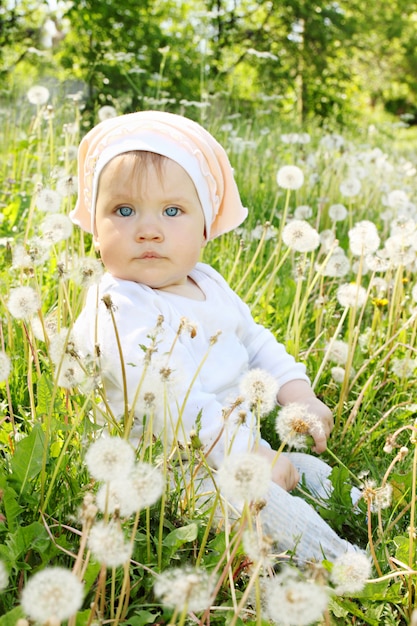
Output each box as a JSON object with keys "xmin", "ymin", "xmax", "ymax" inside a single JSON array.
[{"xmin": 277, "ymin": 379, "xmax": 333, "ymax": 454}]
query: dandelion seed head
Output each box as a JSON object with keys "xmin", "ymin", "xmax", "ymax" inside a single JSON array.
[
  {"xmin": 320, "ymin": 133, "xmax": 345, "ymax": 151},
  {"xmin": 349, "ymin": 220, "xmax": 380, "ymax": 256},
  {"xmin": 56, "ymin": 354, "xmax": 85, "ymax": 388},
  {"xmin": 41, "ymin": 213, "xmax": 73, "ymax": 244},
  {"xmin": 336, "ymin": 283, "xmax": 367, "ymax": 308},
  {"xmin": 249, "ymin": 222, "xmax": 277, "ymax": 241},
  {"xmin": 21, "ymin": 567, "xmax": 84, "ymax": 622},
  {"xmin": 85, "ymin": 436, "xmax": 136, "ymax": 482},
  {"xmin": 48, "ymin": 328, "xmax": 78, "ymax": 364},
  {"xmin": 365, "ymin": 252, "xmax": 390, "ymax": 273},
  {"xmin": 282, "ymin": 219, "xmax": 320, "ymax": 252},
  {"xmin": 56, "ymin": 174, "xmax": 78, "ymax": 196},
  {"xmin": 0, "ymin": 351, "xmax": 11, "ymax": 382},
  {"xmin": 391, "ymin": 357, "xmax": 417, "ymax": 379},
  {"xmin": 239, "ymin": 368, "xmax": 278, "ymax": 416},
  {"xmin": 331, "ymin": 366, "xmax": 346, "ymax": 384},
  {"xmin": 275, "ymin": 403, "xmax": 323, "ymax": 450},
  {"xmin": 326, "ymin": 339, "xmax": 349, "ymax": 365},
  {"xmin": 27, "ymin": 85, "xmax": 50, "ymax": 105},
  {"xmin": 7, "ymin": 286, "xmax": 40, "ymax": 320},
  {"xmin": 88, "ymin": 519, "xmax": 132, "ymax": 567},
  {"xmin": 98, "ymin": 105, "xmax": 118, "ymax": 121},
  {"xmin": 328, "ymin": 203, "xmax": 348, "ymax": 222},
  {"xmin": 318, "ymin": 250, "xmax": 350, "ymax": 277},
  {"xmin": 36, "ymin": 187, "xmax": 62, "ymax": 213},
  {"xmin": 264, "ymin": 568, "xmax": 329, "ymax": 625},
  {"xmin": 130, "ymin": 462, "xmax": 165, "ymax": 508},
  {"xmin": 154, "ymin": 566, "xmax": 214, "ymax": 613},
  {"xmin": 330, "ymin": 552, "xmax": 371, "ymax": 595},
  {"xmin": 217, "ymin": 452, "xmax": 271, "ymax": 502},
  {"xmin": 294, "ymin": 204, "xmax": 313, "ymax": 220},
  {"xmin": 360, "ymin": 480, "xmax": 392, "ymax": 512},
  {"xmin": 71, "ymin": 256, "xmax": 104, "ymax": 287},
  {"xmin": 31, "ymin": 314, "xmax": 58, "ymax": 342},
  {"xmin": 243, "ymin": 530, "xmax": 274, "ymax": 569},
  {"xmin": 96, "ymin": 477, "xmax": 140, "ymax": 516},
  {"xmin": 340, "ymin": 177, "xmax": 361, "ymax": 197},
  {"xmin": 387, "ymin": 189, "xmax": 409, "ymax": 211},
  {"xmin": 276, "ymin": 165, "xmax": 304, "ymax": 190},
  {"xmin": 319, "ymin": 229, "xmax": 336, "ymax": 252}
]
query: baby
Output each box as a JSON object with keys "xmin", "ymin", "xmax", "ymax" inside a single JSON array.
[{"xmin": 71, "ymin": 111, "xmax": 362, "ymax": 562}]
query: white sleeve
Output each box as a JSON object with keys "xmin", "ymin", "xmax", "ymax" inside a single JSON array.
[
  {"xmin": 73, "ymin": 279, "xmax": 254, "ymax": 468},
  {"xmin": 202, "ymin": 265, "xmax": 310, "ymax": 387}
]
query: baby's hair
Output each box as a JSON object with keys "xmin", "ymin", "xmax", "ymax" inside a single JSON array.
[{"xmin": 99, "ymin": 150, "xmax": 169, "ymax": 185}]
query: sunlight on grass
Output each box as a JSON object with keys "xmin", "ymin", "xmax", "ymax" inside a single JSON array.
[{"xmin": 1, "ymin": 87, "xmax": 417, "ymax": 625}]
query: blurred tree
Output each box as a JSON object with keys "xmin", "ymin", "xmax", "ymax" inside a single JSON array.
[
  {"xmin": 2, "ymin": 0, "xmax": 417, "ymax": 124},
  {"xmin": 56, "ymin": 0, "xmax": 204, "ymax": 118}
]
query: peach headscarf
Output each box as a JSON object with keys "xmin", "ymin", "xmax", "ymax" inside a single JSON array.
[{"xmin": 70, "ymin": 110, "xmax": 247, "ymax": 240}]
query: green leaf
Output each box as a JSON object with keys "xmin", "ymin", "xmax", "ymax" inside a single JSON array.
[
  {"xmin": 4, "ymin": 522, "xmax": 50, "ymax": 565},
  {"xmin": 127, "ymin": 611, "xmax": 160, "ymax": 626},
  {"xmin": 0, "ymin": 606, "xmax": 25, "ymax": 626},
  {"xmin": 36, "ymin": 372, "xmax": 55, "ymax": 415},
  {"xmin": 2, "ymin": 486, "xmax": 23, "ymax": 532},
  {"xmin": 10, "ymin": 424, "xmax": 46, "ymax": 496},
  {"xmin": 162, "ymin": 522, "xmax": 199, "ymax": 556}
]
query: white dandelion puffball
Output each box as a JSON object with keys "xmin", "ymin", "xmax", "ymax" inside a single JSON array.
[
  {"xmin": 154, "ymin": 566, "xmax": 214, "ymax": 613},
  {"xmin": 56, "ymin": 354, "xmax": 85, "ymax": 389},
  {"xmin": 328, "ymin": 203, "xmax": 348, "ymax": 222},
  {"xmin": 294, "ymin": 204, "xmax": 313, "ymax": 219},
  {"xmin": 216, "ymin": 451, "xmax": 271, "ymax": 502},
  {"xmin": 331, "ymin": 366, "xmax": 346, "ymax": 384},
  {"xmin": 336, "ymin": 283, "xmax": 367, "ymax": 308},
  {"xmin": 27, "ymin": 85, "xmax": 50, "ymax": 105},
  {"xmin": 275, "ymin": 402, "xmax": 324, "ymax": 450},
  {"xmin": 0, "ymin": 351, "xmax": 11, "ymax": 382},
  {"xmin": 36, "ymin": 188, "xmax": 62, "ymax": 213},
  {"xmin": 41, "ymin": 213, "xmax": 73, "ymax": 244},
  {"xmin": 319, "ymin": 250, "xmax": 350, "ymax": 278},
  {"xmin": 21, "ymin": 567, "xmax": 84, "ymax": 622},
  {"xmin": 98, "ymin": 105, "xmax": 118, "ymax": 121},
  {"xmin": 348, "ymin": 220, "xmax": 380, "ymax": 256},
  {"xmin": 7, "ymin": 286, "xmax": 40, "ymax": 320},
  {"xmin": 85, "ymin": 436, "xmax": 136, "ymax": 481},
  {"xmin": 387, "ymin": 189, "xmax": 409, "ymax": 211},
  {"xmin": 339, "ymin": 177, "xmax": 361, "ymax": 197},
  {"xmin": 239, "ymin": 368, "xmax": 279, "ymax": 416},
  {"xmin": 129, "ymin": 462, "xmax": 165, "ymax": 508},
  {"xmin": 71, "ymin": 256, "xmax": 104, "ymax": 287},
  {"xmin": 56, "ymin": 174, "xmax": 78, "ymax": 197},
  {"xmin": 326, "ymin": 339, "xmax": 349, "ymax": 365},
  {"xmin": 276, "ymin": 165, "xmax": 304, "ymax": 190},
  {"xmin": 282, "ymin": 219, "xmax": 320, "ymax": 252},
  {"xmin": 331, "ymin": 552, "xmax": 371, "ymax": 595},
  {"xmin": 88, "ymin": 519, "xmax": 132, "ymax": 567},
  {"xmin": 264, "ymin": 569, "xmax": 329, "ymax": 625}
]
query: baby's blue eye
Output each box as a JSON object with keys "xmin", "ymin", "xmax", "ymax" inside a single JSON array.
[
  {"xmin": 117, "ymin": 206, "xmax": 134, "ymax": 217},
  {"xmin": 164, "ymin": 206, "xmax": 180, "ymax": 217}
]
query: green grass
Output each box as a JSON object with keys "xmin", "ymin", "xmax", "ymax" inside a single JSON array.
[{"xmin": 1, "ymin": 89, "xmax": 417, "ymax": 625}]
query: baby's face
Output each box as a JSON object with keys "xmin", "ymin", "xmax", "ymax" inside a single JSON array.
[{"xmin": 94, "ymin": 154, "xmax": 206, "ymax": 292}]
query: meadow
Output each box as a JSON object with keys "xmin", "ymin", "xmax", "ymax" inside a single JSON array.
[{"xmin": 1, "ymin": 86, "xmax": 417, "ymax": 625}]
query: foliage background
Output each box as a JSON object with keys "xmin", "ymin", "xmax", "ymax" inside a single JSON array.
[{"xmin": 2, "ymin": 0, "xmax": 417, "ymax": 125}]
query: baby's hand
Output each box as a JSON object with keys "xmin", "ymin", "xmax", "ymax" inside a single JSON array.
[
  {"xmin": 277, "ymin": 381, "xmax": 334, "ymax": 454},
  {"xmin": 255, "ymin": 446, "xmax": 299, "ymax": 491},
  {"xmin": 299, "ymin": 396, "xmax": 333, "ymax": 454}
]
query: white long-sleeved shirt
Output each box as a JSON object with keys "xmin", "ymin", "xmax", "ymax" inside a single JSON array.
[{"xmin": 73, "ymin": 262, "xmax": 309, "ymax": 466}]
